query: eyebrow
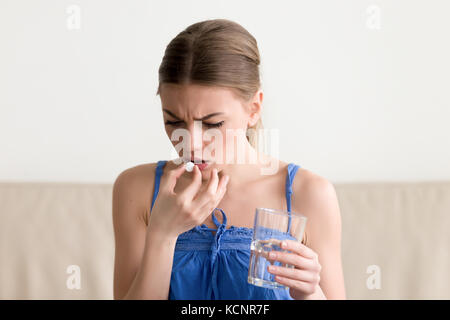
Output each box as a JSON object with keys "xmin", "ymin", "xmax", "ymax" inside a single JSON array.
[{"xmin": 163, "ymin": 109, "xmax": 224, "ymax": 121}]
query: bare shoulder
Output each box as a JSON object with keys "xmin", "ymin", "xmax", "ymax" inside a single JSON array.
[
  {"xmin": 113, "ymin": 162, "xmax": 159, "ymax": 225},
  {"xmin": 295, "ymin": 168, "xmax": 336, "ymax": 201},
  {"xmin": 292, "ymin": 167, "xmax": 339, "ymax": 215},
  {"xmin": 290, "ymin": 167, "xmax": 341, "ymax": 243},
  {"xmin": 276, "ymin": 160, "xmax": 333, "ymax": 195}
]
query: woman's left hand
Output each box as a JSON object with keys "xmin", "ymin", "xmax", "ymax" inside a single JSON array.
[{"xmin": 266, "ymin": 239, "xmax": 322, "ymax": 300}]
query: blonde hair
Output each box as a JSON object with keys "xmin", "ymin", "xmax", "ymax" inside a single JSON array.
[{"xmin": 156, "ymin": 18, "xmax": 263, "ymax": 150}]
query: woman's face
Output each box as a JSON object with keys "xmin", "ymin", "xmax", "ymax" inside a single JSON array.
[{"xmin": 159, "ymin": 83, "xmax": 261, "ymax": 177}]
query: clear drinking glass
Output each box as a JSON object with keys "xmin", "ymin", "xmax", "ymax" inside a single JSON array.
[{"xmin": 248, "ymin": 207, "xmax": 307, "ymax": 289}]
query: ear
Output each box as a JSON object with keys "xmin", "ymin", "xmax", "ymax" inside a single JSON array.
[{"xmin": 248, "ymin": 89, "xmax": 263, "ymax": 127}]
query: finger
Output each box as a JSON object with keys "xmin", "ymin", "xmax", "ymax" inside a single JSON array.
[
  {"xmin": 191, "ymin": 168, "xmax": 220, "ymax": 208},
  {"xmin": 177, "ymin": 164, "xmax": 202, "ymax": 200},
  {"xmin": 267, "ymin": 265, "xmax": 318, "ymax": 283},
  {"xmin": 198, "ymin": 173, "xmax": 229, "ymax": 217},
  {"xmin": 266, "ymin": 250, "xmax": 315, "ymax": 270},
  {"xmin": 161, "ymin": 162, "xmax": 187, "ymax": 193},
  {"xmin": 273, "ymin": 275, "xmax": 316, "ymax": 295},
  {"xmin": 206, "ymin": 173, "xmax": 228, "ymax": 206},
  {"xmin": 193, "ymin": 168, "xmax": 218, "ymax": 208},
  {"xmin": 257, "ymin": 238, "xmax": 282, "ymax": 261},
  {"xmin": 207, "ymin": 168, "xmax": 220, "ymax": 193},
  {"xmin": 215, "ymin": 174, "xmax": 229, "ymax": 201},
  {"xmin": 281, "ymin": 239, "xmax": 317, "ymax": 259}
]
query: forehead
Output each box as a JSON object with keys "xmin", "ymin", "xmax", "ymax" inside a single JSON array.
[{"xmin": 159, "ymin": 83, "xmax": 243, "ymax": 114}]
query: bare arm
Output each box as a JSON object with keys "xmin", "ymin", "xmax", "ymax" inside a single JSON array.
[
  {"xmin": 112, "ymin": 166, "xmax": 176, "ymax": 300},
  {"xmin": 289, "ymin": 171, "xmax": 346, "ymax": 300},
  {"xmin": 122, "ymin": 226, "xmax": 178, "ymax": 299},
  {"xmin": 113, "ymin": 162, "xmax": 228, "ymax": 299},
  {"xmin": 301, "ymin": 176, "xmax": 347, "ymax": 300}
]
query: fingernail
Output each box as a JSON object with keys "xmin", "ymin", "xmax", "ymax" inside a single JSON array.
[
  {"xmin": 269, "ymin": 252, "xmax": 276, "ymax": 259},
  {"xmin": 281, "ymin": 241, "xmax": 287, "ymax": 248}
]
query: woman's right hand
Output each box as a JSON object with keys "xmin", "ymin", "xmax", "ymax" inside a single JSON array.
[{"xmin": 148, "ymin": 161, "xmax": 230, "ymax": 238}]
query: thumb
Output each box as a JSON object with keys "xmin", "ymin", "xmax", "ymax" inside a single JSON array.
[{"xmin": 161, "ymin": 161, "xmax": 186, "ymax": 193}]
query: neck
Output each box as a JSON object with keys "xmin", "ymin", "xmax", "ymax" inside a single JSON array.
[{"xmin": 218, "ymin": 145, "xmax": 277, "ymax": 190}]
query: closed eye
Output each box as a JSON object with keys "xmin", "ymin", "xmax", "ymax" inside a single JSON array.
[
  {"xmin": 204, "ymin": 121, "xmax": 224, "ymax": 128},
  {"xmin": 164, "ymin": 120, "xmax": 184, "ymax": 126},
  {"xmin": 164, "ymin": 120, "xmax": 224, "ymax": 128}
]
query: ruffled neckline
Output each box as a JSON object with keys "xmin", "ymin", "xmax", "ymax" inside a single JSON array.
[
  {"xmin": 179, "ymin": 224, "xmax": 254, "ymax": 237},
  {"xmin": 178, "ymin": 224, "xmax": 297, "ymax": 242}
]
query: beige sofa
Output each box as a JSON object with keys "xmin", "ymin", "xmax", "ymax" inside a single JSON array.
[{"xmin": 1, "ymin": 180, "xmax": 449, "ymax": 299}]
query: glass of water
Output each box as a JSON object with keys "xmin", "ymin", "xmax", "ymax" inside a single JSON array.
[{"xmin": 247, "ymin": 207, "xmax": 307, "ymax": 290}]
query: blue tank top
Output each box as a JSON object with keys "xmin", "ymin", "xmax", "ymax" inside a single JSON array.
[{"xmin": 150, "ymin": 160, "xmax": 301, "ymax": 300}]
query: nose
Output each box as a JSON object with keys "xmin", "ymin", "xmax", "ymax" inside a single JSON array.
[{"xmin": 188, "ymin": 120, "xmax": 204, "ymax": 158}]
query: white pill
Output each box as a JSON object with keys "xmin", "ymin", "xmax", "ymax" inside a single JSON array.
[{"xmin": 185, "ymin": 161, "xmax": 195, "ymax": 172}]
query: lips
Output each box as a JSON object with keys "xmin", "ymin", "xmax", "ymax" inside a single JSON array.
[
  {"xmin": 195, "ymin": 162, "xmax": 209, "ymax": 171},
  {"xmin": 182, "ymin": 157, "xmax": 211, "ymax": 171},
  {"xmin": 191, "ymin": 157, "xmax": 209, "ymax": 171}
]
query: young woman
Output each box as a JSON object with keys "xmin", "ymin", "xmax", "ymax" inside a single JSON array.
[{"xmin": 113, "ymin": 19, "xmax": 346, "ymax": 300}]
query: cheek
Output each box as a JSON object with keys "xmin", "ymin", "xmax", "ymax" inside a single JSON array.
[
  {"xmin": 164, "ymin": 127, "xmax": 175, "ymax": 142},
  {"xmin": 165, "ymin": 127, "xmax": 185, "ymax": 149}
]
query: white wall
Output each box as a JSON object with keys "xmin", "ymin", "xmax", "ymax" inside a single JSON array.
[{"xmin": 1, "ymin": 0, "xmax": 449, "ymax": 184}]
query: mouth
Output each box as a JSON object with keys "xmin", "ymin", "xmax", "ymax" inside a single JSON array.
[
  {"xmin": 194, "ymin": 162, "xmax": 209, "ymax": 171},
  {"xmin": 183, "ymin": 157, "xmax": 211, "ymax": 171},
  {"xmin": 186, "ymin": 157, "xmax": 209, "ymax": 164}
]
